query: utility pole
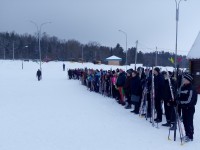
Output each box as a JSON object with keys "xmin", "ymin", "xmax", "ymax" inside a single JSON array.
[{"xmin": 118, "ymin": 29, "xmax": 128, "ymax": 71}]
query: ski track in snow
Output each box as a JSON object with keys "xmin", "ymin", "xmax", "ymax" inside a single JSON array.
[{"xmin": 0, "ymin": 60, "xmax": 199, "ymax": 150}]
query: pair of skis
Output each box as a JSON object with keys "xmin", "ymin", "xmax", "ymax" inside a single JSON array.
[
  {"xmin": 166, "ymin": 68, "xmax": 184, "ymax": 145},
  {"xmin": 139, "ymin": 67, "xmax": 158, "ymax": 128}
]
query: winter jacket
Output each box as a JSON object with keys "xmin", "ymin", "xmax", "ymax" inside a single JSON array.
[
  {"xmin": 154, "ymin": 73, "xmax": 165, "ymax": 100},
  {"xmin": 179, "ymin": 83, "xmax": 198, "ymax": 107},
  {"xmin": 111, "ymin": 76, "xmax": 117, "ymax": 85},
  {"xmin": 131, "ymin": 75, "xmax": 142, "ymax": 96},
  {"xmin": 116, "ymin": 72, "xmax": 126, "ymax": 87},
  {"xmin": 123, "ymin": 76, "xmax": 132, "ymax": 96},
  {"xmin": 163, "ymin": 78, "xmax": 176, "ymax": 102}
]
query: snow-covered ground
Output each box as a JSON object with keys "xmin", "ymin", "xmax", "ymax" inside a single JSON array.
[{"xmin": 0, "ymin": 60, "xmax": 199, "ymax": 150}]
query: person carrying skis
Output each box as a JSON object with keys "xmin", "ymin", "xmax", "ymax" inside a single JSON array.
[
  {"xmin": 162, "ymin": 71, "xmax": 176, "ymax": 127},
  {"xmin": 178, "ymin": 73, "xmax": 197, "ymax": 142}
]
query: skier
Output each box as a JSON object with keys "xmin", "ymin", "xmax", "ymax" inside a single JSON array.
[
  {"xmin": 63, "ymin": 63, "xmax": 65, "ymax": 71},
  {"xmin": 68, "ymin": 69, "xmax": 72, "ymax": 79},
  {"xmin": 178, "ymin": 73, "xmax": 197, "ymax": 142},
  {"xmin": 111, "ymin": 71, "xmax": 118, "ymax": 99},
  {"xmin": 116, "ymin": 69, "xmax": 126, "ymax": 105},
  {"xmin": 124, "ymin": 69, "xmax": 133, "ymax": 109},
  {"xmin": 153, "ymin": 67, "xmax": 165, "ymax": 123},
  {"xmin": 36, "ymin": 69, "xmax": 42, "ymax": 81},
  {"xmin": 130, "ymin": 70, "xmax": 142, "ymax": 114},
  {"xmin": 162, "ymin": 71, "xmax": 176, "ymax": 127}
]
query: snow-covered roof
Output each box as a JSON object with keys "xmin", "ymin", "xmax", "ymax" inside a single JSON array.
[
  {"xmin": 187, "ymin": 32, "xmax": 200, "ymax": 59},
  {"xmin": 106, "ymin": 55, "xmax": 122, "ymax": 61}
]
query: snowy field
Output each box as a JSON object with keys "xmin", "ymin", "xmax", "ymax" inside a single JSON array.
[{"xmin": 0, "ymin": 60, "xmax": 199, "ymax": 150}]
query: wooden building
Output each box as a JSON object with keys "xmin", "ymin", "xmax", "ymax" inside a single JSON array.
[
  {"xmin": 106, "ymin": 55, "xmax": 122, "ymax": 66},
  {"xmin": 187, "ymin": 32, "xmax": 200, "ymax": 94}
]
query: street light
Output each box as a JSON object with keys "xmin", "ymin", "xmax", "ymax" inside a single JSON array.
[
  {"xmin": 174, "ymin": 0, "xmax": 187, "ymax": 69},
  {"xmin": 30, "ymin": 21, "xmax": 51, "ymax": 71},
  {"xmin": 118, "ymin": 29, "xmax": 128, "ymax": 71}
]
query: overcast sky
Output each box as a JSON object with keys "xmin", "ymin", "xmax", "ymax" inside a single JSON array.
[{"xmin": 0, "ymin": 0, "xmax": 200, "ymax": 55}]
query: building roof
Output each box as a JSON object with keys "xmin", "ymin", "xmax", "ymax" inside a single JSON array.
[
  {"xmin": 187, "ymin": 32, "xmax": 200, "ymax": 59},
  {"xmin": 106, "ymin": 55, "xmax": 122, "ymax": 61}
]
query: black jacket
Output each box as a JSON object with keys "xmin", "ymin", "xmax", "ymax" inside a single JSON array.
[
  {"xmin": 131, "ymin": 75, "xmax": 142, "ymax": 96},
  {"xmin": 163, "ymin": 78, "xmax": 176, "ymax": 102},
  {"xmin": 123, "ymin": 75, "xmax": 132, "ymax": 96},
  {"xmin": 116, "ymin": 72, "xmax": 126, "ymax": 87},
  {"xmin": 36, "ymin": 70, "xmax": 42, "ymax": 77},
  {"xmin": 179, "ymin": 83, "xmax": 198, "ymax": 107},
  {"xmin": 154, "ymin": 73, "xmax": 165, "ymax": 100}
]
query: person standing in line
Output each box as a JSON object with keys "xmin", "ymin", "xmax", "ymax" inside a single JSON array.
[
  {"xmin": 162, "ymin": 71, "xmax": 176, "ymax": 127},
  {"xmin": 130, "ymin": 70, "xmax": 142, "ymax": 114},
  {"xmin": 153, "ymin": 67, "xmax": 165, "ymax": 123},
  {"xmin": 116, "ymin": 69, "xmax": 126, "ymax": 105},
  {"xmin": 179, "ymin": 73, "xmax": 197, "ymax": 142},
  {"xmin": 124, "ymin": 69, "xmax": 133, "ymax": 109}
]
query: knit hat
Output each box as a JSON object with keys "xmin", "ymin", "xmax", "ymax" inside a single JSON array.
[
  {"xmin": 162, "ymin": 71, "xmax": 167, "ymax": 75},
  {"xmin": 183, "ymin": 73, "xmax": 193, "ymax": 82},
  {"xmin": 126, "ymin": 69, "xmax": 133, "ymax": 75},
  {"xmin": 154, "ymin": 67, "xmax": 160, "ymax": 73}
]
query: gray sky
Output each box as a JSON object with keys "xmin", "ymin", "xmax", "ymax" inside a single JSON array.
[{"xmin": 1, "ymin": 0, "xmax": 200, "ymax": 55}]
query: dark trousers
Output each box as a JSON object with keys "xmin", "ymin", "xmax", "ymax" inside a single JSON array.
[
  {"xmin": 147, "ymin": 93, "xmax": 151, "ymax": 117},
  {"xmin": 112, "ymin": 85, "xmax": 120, "ymax": 100},
  {"xmin": 182, "ymin": 106, "xmax": 195, "ymax": 139},
  {"xmin": 125, "ymin": 93, "xmax": 131, "ymax": 105},
  {"xmin": 112, "ymin": 85, "xmax": 117, "ymax": 98},
  {"xmin": 164, "ymin": 101, "xmax": 175, "ymax": 123},
  {"xmin": 37, "ymin": 76, "xmax": 41, "ymax": 81},
  {"xmin": 164, "ymin": 101, "xmax": 171, "ymax": 123},
  {"xmin": 155, "ymin": 97, "xmax": 162, "ymax": 120},
  {"xmin": 134, "ymin": 102, "xmax": 140, "ymax": 113}
]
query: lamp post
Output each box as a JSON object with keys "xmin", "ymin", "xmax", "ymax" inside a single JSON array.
[
  {"xmin": 30, "ymin": 21, "xmax": 51, "ymax": 71},
  {"xmin": 118, "ymin": 29, "xmax": 127, "ymax": 71},
  {"xmin": 174, "ymin": 0, "xmax": 186, "ymax": 69}
]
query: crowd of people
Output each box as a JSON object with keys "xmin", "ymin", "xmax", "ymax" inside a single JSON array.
[{"xmin": 67, "ymin": 66, "xmax": 198, "ymax": 143}]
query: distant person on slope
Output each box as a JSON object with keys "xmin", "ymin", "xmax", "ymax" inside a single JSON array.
[
  {"xmin": 36, "ymin": 69, "xmax": 42, "ymax": 81},
  {"xmin": 63, "ymin": 63, "xmax": 65, "ymax": 71}
]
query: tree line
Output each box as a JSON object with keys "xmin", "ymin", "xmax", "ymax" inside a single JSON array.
[{"xmin": 0, "ymin": 32, "xmax": 188, "ymax": 68}]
